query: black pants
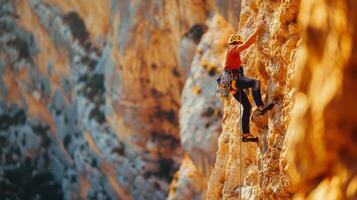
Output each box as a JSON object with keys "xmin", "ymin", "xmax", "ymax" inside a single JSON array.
[{"xmin": 233, "ymin": 76, "xmax": 264, "ymax": 134}]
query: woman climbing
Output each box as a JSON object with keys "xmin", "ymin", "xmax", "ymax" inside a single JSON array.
[{"xmin": 217, "ymin": 20, "xmax": 274, "ymax": 143}]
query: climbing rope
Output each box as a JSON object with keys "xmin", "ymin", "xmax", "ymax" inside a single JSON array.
[
  {"xmin": 239, "ymin": 90, "xmax": 242, "ymax": 200},
  {"xmin": 237, "ymin": 20, "xmax": 242, "ymax": 200}
]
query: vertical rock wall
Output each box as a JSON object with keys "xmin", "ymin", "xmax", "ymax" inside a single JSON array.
[
  {"xmin": 207, "ymin": 0, "xmax": 300, "ymax": 199},
  {"xmin": 169, "ymin": 14, "xmax": 234, "ymax": 200}
]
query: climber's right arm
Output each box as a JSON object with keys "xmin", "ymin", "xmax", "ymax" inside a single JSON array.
[
  {"xmin": 237, "ymin": 31, "xmax": 258, "ymax": 52},
  {"xmin": 237, "ymin": 20, "xmax": 265, "ymax": 52}
]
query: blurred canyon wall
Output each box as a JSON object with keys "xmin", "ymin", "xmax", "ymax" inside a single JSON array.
[
  {"xmin": 0, "ymin": 0, "xmax": 239, "ymax": 199},
  {"xmin": 287, "ymin": 0, "xmax": 357, "ymax": 199}
]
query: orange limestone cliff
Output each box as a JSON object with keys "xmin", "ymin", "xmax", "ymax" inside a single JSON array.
[
  {"xmin": 207, "ymin": 0, "xmax": 357, "ymax": 199},
  {"xmin": 168, "ymin": 14, "xmax": 234, "ymax": 200},
  {"xmin": 207, "ymin": 0, "xmax": 300, "ymax": 199}
]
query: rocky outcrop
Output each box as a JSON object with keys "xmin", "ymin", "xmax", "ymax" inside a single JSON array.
[
  {"xmin": 180, "ymin": 14, "xmax": 233, "ymax": 177},
  {"xmin": 167, "ymin": 156, "xmax": 207, "ymax": 200},
  {"xmin": 287, "ymin": 0, "xmax": 357, "ymax": 199},
  {"xmin": 207, "ymin": 0, "xmax": 300, "ymax": 199},
  {"xmin": 169, "ymin": 14, "xmax": 234, "ymax": 199}
]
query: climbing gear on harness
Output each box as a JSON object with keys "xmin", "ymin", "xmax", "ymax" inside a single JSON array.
[
  {"xmin": 228, "ymin": 34, "xmax": 243, "ymax": 45},
  {"xmin": 216, "ymin": 68, "xmax": 243, "ymax": 98},
  {"xmin": 242, "ymin": 133, "xmax": 258, "ymax": 143},
  {"xmin": 217, "ymin": 71, "xmax": 238, "ymax": 98}
]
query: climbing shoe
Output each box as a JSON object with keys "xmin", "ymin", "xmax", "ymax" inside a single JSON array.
[
  {"xmin": 258, "ymin": 102, "xmax": 275, "ymax": 115},
  {"xmin": 241, "ymin": 133, "xmax": 259, "ymax": 143}
]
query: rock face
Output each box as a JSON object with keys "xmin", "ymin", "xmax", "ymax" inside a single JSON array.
[
  {"xmin": 169, "ymin": 14, "xmax": 234, "ymax": 200},
  {"xmin": 207, "ymin": 0, "xmax": 357, "ymax": 199},
  {"xmin": 207, "ymin": 0, "xmax": 300, "ymax": 199},
  {"xmin": 167, "ymin": 156, "xmax": 207, "ymax": 200},
  {"xmin": 287, "ymin": 0, "xmax": 357, "ymax": 199},
  {"xmin": 180, "ymin": 14, "xmax": 233, "ymax": 178}
]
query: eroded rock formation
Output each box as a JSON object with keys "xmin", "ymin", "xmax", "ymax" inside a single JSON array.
[
  {"xmin": 169, "ymin": 14, "xmax": 234, "ymax": 200},
  {"xmin": 207, "ymin": 0, "xmax": 300, "ymax": 199},
  {"xmin": 207, "ymin": 0, "xmax": 357, "ymax": 199}
]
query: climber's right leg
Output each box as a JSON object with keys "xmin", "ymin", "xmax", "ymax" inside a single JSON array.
[
  {"xmin": 233, "ymin": 90, "xmax": 251, "ymax": 134},
  {"xmin": 236, "ymin": 76, "xmax": 264, "ymax": 107},
  {"xmin": 236, "ymin": 76, "xmax": 276, "ymax": 115}
]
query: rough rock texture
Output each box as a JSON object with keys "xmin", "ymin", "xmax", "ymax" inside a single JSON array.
[
  {"xmin": 169, "ymin": 14, "xmax": 234, "ymax": 200},
  {"xmin": 287, "ymin": 0, "xmax": 357, "ymax": 199},
  {"xmin": 180, "ymin": 14, "xmax": 232, "ymax": 177},
  {"xmin": 207, "ymin": 0, "xmax": 300, "ymax": 199},
  {"xmin": 169, "ymin": 2, "xmax": 250, "ymax": 199},
  {"xmin": 167, "ymin": 155, "xmax": 207, "ymax": 200}
]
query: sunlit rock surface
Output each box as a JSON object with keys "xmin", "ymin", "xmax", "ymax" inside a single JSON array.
[
  {"xmin": 180, "ymin": 14, "xmax": 234, "ymax": 177},
  {"xmin": 207, "ymin": 0, "xmax": 300, "ymax": 199}
]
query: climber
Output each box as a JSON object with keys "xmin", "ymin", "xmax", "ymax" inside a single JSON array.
[{"xmin": 217, "ymin": 20, "xmax": 275, "ymax": 143}]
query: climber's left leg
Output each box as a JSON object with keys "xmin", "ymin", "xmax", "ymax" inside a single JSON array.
[
  {"xmin": 233, "ymin": 90, "xmax": 258, "ymax": 143},
  {"xmin": 233, "ymin": 90, "xmax": 251, "ymax": 134}
]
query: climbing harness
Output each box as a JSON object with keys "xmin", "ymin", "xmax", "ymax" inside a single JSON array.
[{"xmin": 216, "ymin": 68, "xmax": 242, "ymax": 99}]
